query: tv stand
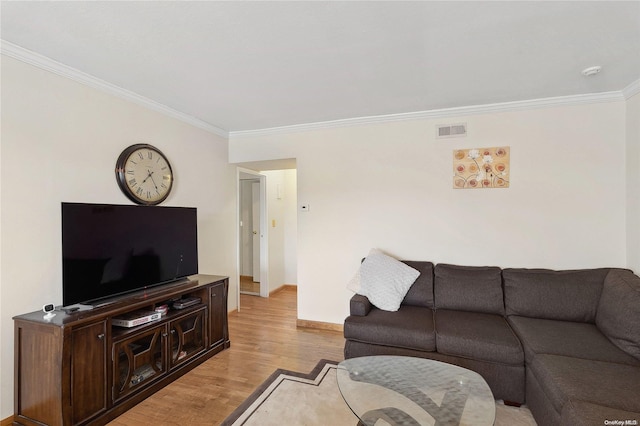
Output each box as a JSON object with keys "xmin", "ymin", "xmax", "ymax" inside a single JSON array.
[{"xmin": 13, "ymin": 274, "xmax": 229, "ymax": 426}]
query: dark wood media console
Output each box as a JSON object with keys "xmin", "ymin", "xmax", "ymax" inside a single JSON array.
[{"xmin": 13, "ymin": 274, "xmax": 230, "ymax": 426}]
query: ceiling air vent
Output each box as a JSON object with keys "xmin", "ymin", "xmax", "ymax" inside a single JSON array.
[{"xmin": 437, "ymin": 123, "xmax": 467, "ymax": 138}]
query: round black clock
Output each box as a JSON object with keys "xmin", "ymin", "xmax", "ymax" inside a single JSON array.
[{"xmin": 115, "ymin": 144, "xmax": 173, "ymax": 205}]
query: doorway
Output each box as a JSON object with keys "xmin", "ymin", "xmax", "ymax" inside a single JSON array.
[
  {"xmin": 237, "ymin": 169, "xmax": 268, "ymax": 303},
  {"xmin": 235, "ymin": 160, "xmax": 297, "ymax": 313},
  {"xmin": 239, "ymin": 178, "xmax": 261, "ymax": 295}
]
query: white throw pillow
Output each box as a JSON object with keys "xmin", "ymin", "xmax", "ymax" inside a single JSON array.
[{"xmin": 347, "ymin": 249, "xmax": 420, "ymax": 312}]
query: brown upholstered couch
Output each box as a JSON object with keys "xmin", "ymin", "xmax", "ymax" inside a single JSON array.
[{"xmin": 343, "ymin": 262, "xmax": 640, "ymax": 425}]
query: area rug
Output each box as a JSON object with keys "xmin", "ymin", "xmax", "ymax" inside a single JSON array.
[{"xmin": 222, "ymin": 359, "xmax": 537, "ymax": 425}]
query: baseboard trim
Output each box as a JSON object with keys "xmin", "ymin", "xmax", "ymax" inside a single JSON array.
[
  {"xmin": 296, "ymin": 319, "xmax": 343, "ymax": 333},
  {"xmin": 1, "ymin": 415, "xmax": 14, "ymax": 426},
  {"xmin": 270, "ymin": 284, "xmax": 297, "ymax": 296}
]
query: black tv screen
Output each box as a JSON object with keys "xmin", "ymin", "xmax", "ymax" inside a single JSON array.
[{"xmin": 62, "ymin": 203, "xmax": 198, "ymax": 306}]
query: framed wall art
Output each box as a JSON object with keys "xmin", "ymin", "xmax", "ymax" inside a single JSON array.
[{"xmin": 453, "ymin": 147, "xmax": 510, "ymax": 189}]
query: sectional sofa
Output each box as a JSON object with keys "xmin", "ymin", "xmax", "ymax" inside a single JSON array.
[{"xmin": 343, "ymin": 261, "xmax": 640, "ymax": 425}]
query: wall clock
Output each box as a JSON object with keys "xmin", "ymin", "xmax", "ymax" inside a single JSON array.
[{"xmin": 115, "ymin": 144, "xmax": 173, "ymax": 205}]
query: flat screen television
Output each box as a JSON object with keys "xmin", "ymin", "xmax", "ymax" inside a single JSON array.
[{"xmin": 62, "ymin": 202, "xmax": 198, "ymax": 306}]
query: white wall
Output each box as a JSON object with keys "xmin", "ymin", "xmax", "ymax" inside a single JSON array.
[
  {"xmin": 261, "ymin": 169, "xmax": 298, "ymax": 291},
  {"xmin": 283, "ymin": 169, "xmax": 298, "ymax": 284},
  {"xmin": 0, "ymin": 56, "xmax": 237, "ymax": 419},
  {"xmin": 0, "ymin": 95, "xmax": 3, "ymax": 420},
  {"xmin": 230, "ymin": 101, "xmax": 628, "ymax": 325},
  {"xmin": 627, "ymin": 92, "xmax": 640, "ymax": 273}
]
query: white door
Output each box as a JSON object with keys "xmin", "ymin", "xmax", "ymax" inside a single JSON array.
[
  {"xmin": 240, "ymin": 180, "xmax": 253, "ymax": 276},
  {"xmin": 252, "ymin": 182, "xmax": 261, "ymax": 282}
]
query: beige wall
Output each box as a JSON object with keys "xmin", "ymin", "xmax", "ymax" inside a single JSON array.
[
  {"xmin": 230, "ymin": 101, "xmax": 628, "ymax": 325},
  {"xmin": 261, "ymin": 169, "xmax": 298, "ymax": 291},
  {"xmin": 0, "ymin": 56, "xmax": 237, "ymax": 418},
  {"xmin": 283, "ymin": 169, "xmax": 298, "ymax": 284},
  {"xmin": 627, "ymin": 92, "xmax": 640, "ymax": 273}
]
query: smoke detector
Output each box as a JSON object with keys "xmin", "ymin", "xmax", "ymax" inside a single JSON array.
[{"xmin": 581, "ymin": 66, "xmax": 602, "ymax": 77}]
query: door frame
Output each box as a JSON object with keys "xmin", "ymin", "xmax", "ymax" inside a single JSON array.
[{"xmin": 236, "ymin": 167, "xmax": 269, "ymax": 309}]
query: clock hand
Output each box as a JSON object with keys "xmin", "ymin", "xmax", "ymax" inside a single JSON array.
[
  {"xmin": 149, "ymin": 171, "xmax": 160, "ymax": 193},
  {"xmin": 141, "ymin": 170, "xmax": 154, "ymax": 184}
]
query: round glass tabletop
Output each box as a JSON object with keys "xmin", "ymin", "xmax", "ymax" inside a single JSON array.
[{"xmin": 337, "ymin": 356, "xmax": 496, "ymax": 426}]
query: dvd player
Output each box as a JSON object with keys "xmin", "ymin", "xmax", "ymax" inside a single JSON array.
[{"xmin": 172, "ymin": 297, "xmax": 201, "ymax": 309}]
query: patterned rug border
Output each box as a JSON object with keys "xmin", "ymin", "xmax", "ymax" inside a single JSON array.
[{"xmin": 221, "ymin": 359, "xmax": 340, "ymax": 426}]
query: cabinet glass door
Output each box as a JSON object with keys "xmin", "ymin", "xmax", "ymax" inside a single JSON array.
[
  {"xmin": 169, "ymin": 307, "xmax": 207, "ymax": 369},
  {"xmin": 113, "ymin": 326, "xmax": 166, "ymax": 401}
]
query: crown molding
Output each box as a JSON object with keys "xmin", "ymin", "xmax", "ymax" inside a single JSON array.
[
  {"xmin": 3, "ymin": 40, "xmax": 632, "ymax": 141},
  {"xmin": 229, "ymin": 91, "xmax": 625, "ymax": 139},
  {"xmin": 623, "ymin": 78, "xmax": 640, "ymax": 99},
  {"xmin": 1, "ymin": 40, "xmax": 229, "ymax": 138}
]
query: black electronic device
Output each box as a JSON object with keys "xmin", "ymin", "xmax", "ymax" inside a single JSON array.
[
  {"xmin": 61, "ymin": 203, "xmax": 198, "ymax": 306},
  {"xmin": 172, "ymin": 297, "xmax": 201, "ymax": 309}
]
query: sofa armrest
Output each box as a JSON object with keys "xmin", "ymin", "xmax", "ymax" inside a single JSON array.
[{"xmin": 350, "ymin": 294, "xmax": 373, "ymax": 316}]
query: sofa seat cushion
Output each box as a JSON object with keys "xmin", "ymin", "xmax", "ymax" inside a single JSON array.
[
  {"xmin": 561, "ymin": 399, "xmax": 640, "ymax": 426},
  {"xmin": 434, "ymin": 310, "xmax": 523, "ymax": 366},
  {"xmin": 531, "ymin": 354, "xmax": 640, "ymax": 414},
  {"xmin": 508, "ymin": 316, "xmax": 639, "ymax": 366},
  {"xmin": 596, "ymin": 269, "xmax": 640, "ymax": 360},
  {"xmin": 344, "ymin": 305, "xmax": 435, "ymax": 352}
]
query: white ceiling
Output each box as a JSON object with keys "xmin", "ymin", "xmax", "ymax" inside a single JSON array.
[{"xmin": 1, "ymin": 1, "xmax": 639, "ymax": 134}]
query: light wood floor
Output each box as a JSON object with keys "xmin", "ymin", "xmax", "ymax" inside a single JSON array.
[
  {"xmin": 108, "ymin": 287, "xmax": 345, "ymax": 425},
  {"xmin": 239, "ymin": 275, "xmax": 260, "ymax": 294}
]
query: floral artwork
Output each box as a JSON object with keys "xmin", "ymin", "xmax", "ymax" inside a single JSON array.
[{"xmin": 453, "ymin": 147, "xmax": 510, "ymax": 189}]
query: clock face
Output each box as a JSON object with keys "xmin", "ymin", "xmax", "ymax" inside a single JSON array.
[{"xmin": 115, "ymin": 144, "xmax": 173, "ymax": 205}]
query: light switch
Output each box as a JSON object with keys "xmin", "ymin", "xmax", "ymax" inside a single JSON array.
[{"xmin": 272, "ymin": 219, "xmax": 276, "ymax": 227}]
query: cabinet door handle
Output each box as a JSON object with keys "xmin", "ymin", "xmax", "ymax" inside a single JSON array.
[
  {"xmin": 162, "ymin": 332, "xmax": 168, "ymax": 338},
  {"xmin": 212, "ymin": 293, "xmax": 217, "ymax": 297},
  {"xmin": 170, "ymin": 329, "xmax": 176, "ymax": 334},
  {"xmin": 97, "ymin": 333, "xmax": 105, "ymax": 340}
]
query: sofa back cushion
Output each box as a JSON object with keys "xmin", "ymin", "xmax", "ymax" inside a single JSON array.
[
  {"xmin": 434, "ymin": 263, "xmax": 504, "ymax": 315},
  {"xmin": 596, "ymin": 269, "xmax": 640, "ymax": 360},
  {"xmin": 503, "ymin": 268, "xmax": 610, "ymax": 322},
  {"xmin": 401, "ymin": 261, "xmax": 434, "ymax": 308}
]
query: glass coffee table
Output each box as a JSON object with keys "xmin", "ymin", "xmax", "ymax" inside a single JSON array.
[{"xmin": 337, "ymin": 356, "xmax": 495, "ymax": 426}]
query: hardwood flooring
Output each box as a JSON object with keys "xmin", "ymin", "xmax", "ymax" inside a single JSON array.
[
  {"xmin": 108, "ymin": 287, "xmax": 345, "ymax": 425},
  {"xmin": 239, "ymin": 275, "xmax": 260, "ymax": 294}
]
